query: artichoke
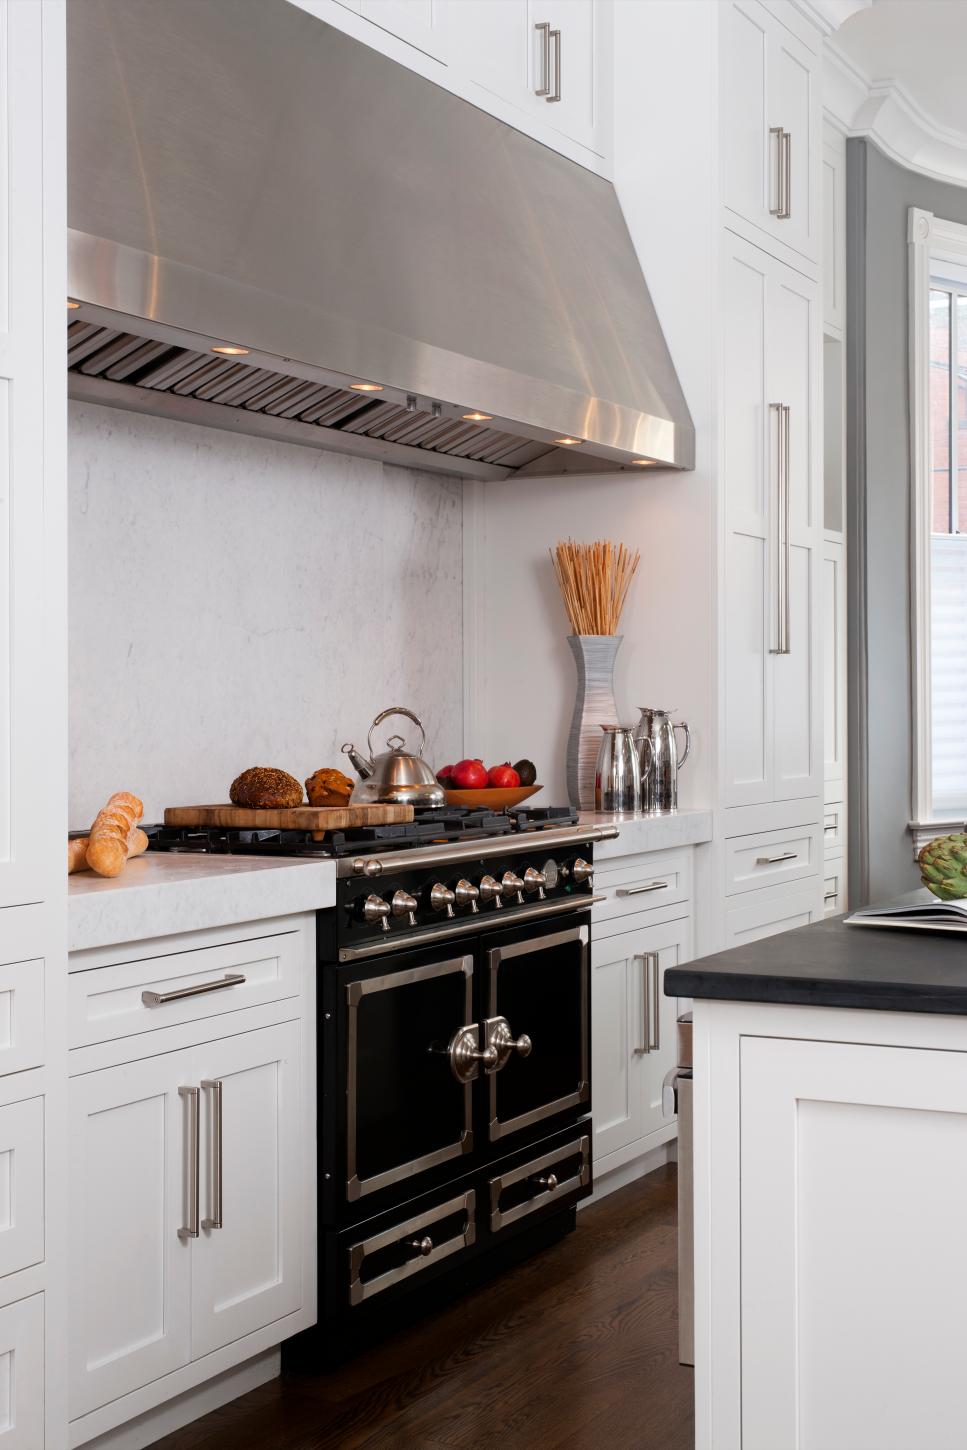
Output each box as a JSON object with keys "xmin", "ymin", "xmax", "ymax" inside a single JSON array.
[{"xmin": 918, "ymin": 833, "xmax": 967, "ymax": 899}]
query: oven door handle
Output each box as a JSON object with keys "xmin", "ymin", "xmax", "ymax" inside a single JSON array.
[{"xmin": 338, "ymin": 894, "xmax": 605, "ymax": 961}]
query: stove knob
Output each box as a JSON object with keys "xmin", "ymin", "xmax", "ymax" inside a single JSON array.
[
  {"xmin": 501, "ymin": 871, "xmax": 525, "ymax": 904},
  {"xmin": 430, "ymin": 882, "xmax": 456, "ymax": 918},
  {"xmin": 572, "ymin": 857, "xmax": 593, "ymax": 887},
  {"xmin": 479, "ymin": 874, "xmax": 503, "ymax": 909},
  {"xmin": 523, "ymin": 866, "xmax": 546, "ymax": 899},
  {"xmin": 391, "ymin": 889, "xmax": 418, "ymax": 927},
  {"xmin": 362, "ymin": 894, "xmax": 391, "ymax": 932},
  {"xmin": 454, "ymin": 879, "xmax": 480, "ymax": 914}
]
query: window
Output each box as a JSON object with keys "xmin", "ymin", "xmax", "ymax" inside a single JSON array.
[{"xmin": 910, "ymin": 209, "xmax": 967, "ymax": 824}]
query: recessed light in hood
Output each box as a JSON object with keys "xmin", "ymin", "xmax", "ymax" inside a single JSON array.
[
  {"xmin": 349, "ymin": 382, "xmax": 383, "ymax": 392},
  {"xmin": 554, "ymin": 438, "xmax": 582, "ymax": 447},
  {"xmin": 211, "ymin": 344, "xmax": 250, "ymax": 356},
  {"xmin": 67, "ymin": 299, "xmax": 81, "ymax": 310},
  {"xmin": 463, "ymin": 412, "xmax": 493, "ymax": 422}
]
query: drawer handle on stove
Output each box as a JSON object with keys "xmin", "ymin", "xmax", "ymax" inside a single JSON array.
[
  {"xmin": 755, "ymin": 852, "xmax": 798, "ymax": 866},
  {"xmin": 533, "ymin": 1172, "xmax": 558, "ymax": 1192},
  {"xmin": 616, "ymin": 881, "xmax": 668, "ymax": 897},
  {"xmin": 485, "ymin": 1015, "xmax": 533, "ymax": 1073},
  {"xmin": 405, "ymin": 1234, "xmax": 434, "ymax": 1258},
  {"xmin": 143, "ymin": 973, "xmax": 246, "ymax": 1007}
]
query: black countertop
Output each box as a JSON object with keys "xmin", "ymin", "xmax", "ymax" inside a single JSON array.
[{"xmin": 664, "ymin": 894, "xmax": 967, "ymax": 1015}]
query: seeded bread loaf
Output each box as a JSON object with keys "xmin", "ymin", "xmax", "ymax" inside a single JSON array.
[{"xmin": 230, "ymin": 767, "xmax": 303, "ymax": 810}]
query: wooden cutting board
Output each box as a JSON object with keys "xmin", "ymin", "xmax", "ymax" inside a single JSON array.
[{"xmin": 164, "ymin": 802, "xmax": 414, "ymax": 831}]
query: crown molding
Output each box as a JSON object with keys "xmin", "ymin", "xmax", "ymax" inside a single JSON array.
[
  {"xmin": 789, "ymin": 0, "xmax": 870, "ymax": 38},
  {"xmin": 824, "ymin": 40, "xmax": 967, "ymax": 187}
]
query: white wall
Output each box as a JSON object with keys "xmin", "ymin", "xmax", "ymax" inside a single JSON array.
[
  {"xmin": 68, "ymin": 401, "xmax": 464, "ymax": 828},
  {"xmin": 465, "ymin": 0, "xmax": 717, "ymax": 814}
]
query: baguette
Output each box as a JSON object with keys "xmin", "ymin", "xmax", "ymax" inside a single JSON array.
[
  {"xmin": 68, "ymin": 837, "xmax": 90, "ymax": 874},
  {"xmin": 86, "ymin": 791, "xmax": 144, "ymax": 878}
]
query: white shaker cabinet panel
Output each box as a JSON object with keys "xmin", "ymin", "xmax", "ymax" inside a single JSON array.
[
  {"xmin": 740, "ymin": 1035, "xmax": 967, "ymax": 1450},
  {"xmin": 0, "ymin": 1098, "xmax": 44, "ymax": 1282},
  {"xmin": 69, "ymin": 1052, "xmax": 193, "ymax": 1419},
  {"xmin": 358, "ymin": 0, "xmax": 446, "ymax": 60},
  {"xmin": 721, "ymin": 0, "xmax": 820, "ymax": 268},
  {"xmin": 0, "ymin": 0, "xmax": 51, "ymax": 910},
  {"xmin": 0, "ymin": 1293, "xmax": 44, "ymax": 1449},
  {"xmin": 724, "ymin": 880, "xmax": 821, "ymax": 947},
  {"xmin": 191, "ymin": 1021, "xmax": 304, "ymax": 1359}
]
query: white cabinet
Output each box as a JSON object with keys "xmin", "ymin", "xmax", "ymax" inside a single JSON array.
[
  {"xmin": 357, "ymin": 0, "xmax": 446, "ymax": 60},
  {"xmin": 0, "ymin": 1293, "xmax": 44, "ymax": 1449},
  {"xmin": 591, "ymin": 914, "xmax": 691, "ymax": 1172},
  {"xmin": 739, "ymin": 1033, "xmax": 967, "ymax": 1449},
  {"xmin": 722, "ymin": 232, "xmax": 822, "ymax": 811},
  {"xmin": 69, "ymin": 1021, "xmax": 304, "ymax": 1420},
  {"xmin": 724, "ymin": 880, "xmax": 822, "ymax": 946},
  {"xmin": 69, "ymin": 1050, "xmax": 193, "ymax": 1418},
  {"xmin": 721, "ymin": 0, "xmax": 821, "ymax": 267}
]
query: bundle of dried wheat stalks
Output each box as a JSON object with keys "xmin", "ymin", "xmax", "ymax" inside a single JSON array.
[{"xmin": 550, "ymin": 538, "xmax": 641, "ymax": 637}]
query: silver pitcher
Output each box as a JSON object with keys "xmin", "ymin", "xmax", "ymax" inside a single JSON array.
[
  {"xmin": 633, "ymin": 707, "xmax": 691, "ymax": 813},
  {"xmin": 594, "ymin": 725, "xmax": 642, "ymax": 813}
]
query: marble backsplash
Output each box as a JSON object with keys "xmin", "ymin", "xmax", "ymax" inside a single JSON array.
[{"xmin": 68, "ymin": 401, "xmax": 464, "ymax": 829}]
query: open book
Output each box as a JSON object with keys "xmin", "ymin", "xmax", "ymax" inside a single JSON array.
[{"xmin": 847, "ymin": 889, "xmax": 967, "ymax": 933}]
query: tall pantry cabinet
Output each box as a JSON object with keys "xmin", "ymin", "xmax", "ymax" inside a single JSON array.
[
  {"xmin": 717, "ymin": 0, "xmax": 825, "ymax": 947},
  {"xmin": 0, "ymin": 1, "xmax": 69, "ymax": 1445}
]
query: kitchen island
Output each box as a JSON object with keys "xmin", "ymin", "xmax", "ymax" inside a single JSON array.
[{"xmin": 666, "ymin": 902, "xmax": 967, "ymax": 1450}]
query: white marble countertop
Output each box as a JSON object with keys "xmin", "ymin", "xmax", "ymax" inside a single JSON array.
[
  {"xmin": 68, "ymin": 809, "xmax": 713, "ymax": 954},
  {"xmin": 68, "ymin": 852, "xmax": 336, "ymax": 954},
  {"xmin": 580, "ymin": 808, "xmax": 714, "ymax": 860}
]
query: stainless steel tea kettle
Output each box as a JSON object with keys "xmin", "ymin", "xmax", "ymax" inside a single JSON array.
[
  {"xmin": 633, "ymin": 707, "xmax": 691, "ymax": 813},
  {"xmin": 342, "ymin": 706, "xmax": 445, "ymax": 807}
]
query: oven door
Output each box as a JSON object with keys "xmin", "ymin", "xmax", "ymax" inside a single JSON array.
[
  {"xmin": 341, "ymin": 947, "xmax": 476, "ymax": 1204},
  {"xmin": 485, "ymin": 917, "xmax": 590, "ymax": 1144}
]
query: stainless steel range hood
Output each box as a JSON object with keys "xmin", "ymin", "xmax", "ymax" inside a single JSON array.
[{"xmin": 67, "ymin": 0, "xmax": 694, "ymax": 480}]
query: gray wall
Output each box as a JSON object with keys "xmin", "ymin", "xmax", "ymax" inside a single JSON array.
[{"xmin": 847, "ymin": 140, "xmax": 967, "ymax": 903}]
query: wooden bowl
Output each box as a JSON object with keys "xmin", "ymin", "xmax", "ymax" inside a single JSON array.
[{"xmin": 443, "ymin": 784, "xmax": 542, "ymax": 810}]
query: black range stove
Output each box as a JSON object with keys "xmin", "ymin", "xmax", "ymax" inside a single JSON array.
[{"xmin": 151, "ymin": 805, "xmax": 619, "ymax": 1358}]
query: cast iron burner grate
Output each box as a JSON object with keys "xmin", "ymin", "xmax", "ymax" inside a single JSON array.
[{"xmin": 142, "ymin": 805, "xmax": 579, "ymax": 859}]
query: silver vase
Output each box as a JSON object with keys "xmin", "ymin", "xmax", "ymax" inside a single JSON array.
[{"xmin": 566, "ymin": 635, "xmax": 622, "ymax": 810}]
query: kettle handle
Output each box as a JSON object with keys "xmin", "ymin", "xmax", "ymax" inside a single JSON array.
[
  {"xmin": 367, "ymin": 706, "xmax": 427, "ymax": 759},
  {"xmin": 638, "ymin": 736, "xmax": 655, "ymax": 779},
  {"xmin": 674, "ymin": 721, "xmax": 691, "ymax": 768}
]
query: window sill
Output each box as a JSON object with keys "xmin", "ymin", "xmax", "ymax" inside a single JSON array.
[{"xmin": 909, "ymin": 820, "xmax": 967, "ymax": 858}]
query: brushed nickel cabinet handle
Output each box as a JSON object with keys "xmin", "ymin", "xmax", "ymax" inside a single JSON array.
[
  {"xmin": 756, "ymin": 851, "xmax": 798, "ymax": 865},
  {"xmin": 534, "ymin": 21, "xmax": 551, "ymax": 97},
  {"xmin": 781, "ymin": 403, "xmax": 791, "ymax": 653},
  {"xmin": 769, "ymin": 402, "xmax": 784, "ymax": 653},
  {"xmin": 634, "ymin": 953, "xmax": 658, "ymax": 1055},
  {"xmin": 769, "ymin": 126, "xmax": 784, "ymax": 216},
  {"xmin": 548, "ymin": 27, "xmax": 562, "ymax": 103},
  {"xmin": 143, "ymin": 973, "xmax": 246, "ymax": 1007},
  {"xmin": 650, "ymin": 952, "xmax": 661, "ymax": 1053},
  {"xmin": 178, "ymin": 1086, "xmax": 200, "ymax": 1241},
  {"xmin": 782, "ymin": 129, "xmax": 792, "ymax": 219},
  {"xmin": 616, "ymin": 881, "xmax": 669, "ymax": 897},
  {"xmin": 201, "ymin": 1079, "xmax": 223, "ymax": 1230}
]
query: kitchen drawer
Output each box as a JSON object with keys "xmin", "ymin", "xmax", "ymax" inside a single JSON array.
[
  {"xmin": 592, "ymin": 849, "xmax": 691, "ymax": 933},
  {"xmin": 725, "ymin": 823, "xmax": 821, "ymax": 896},
  {"xmin": 725, "ymin": 879, "xmax": 823, "ymax": 947},
  {"xmin": 0, "ymin": 1292, "xmax": 44, "ymax": 1448},
  {"xmin": 0, "ymin": 960, "xmax": 44, "ymax": 1077},
  {"xmin": 0, "ymin": 1098, "xmax": 44, "ymax": 1280},
  {"xmin": 347, "ymin": 1189, "xmax": 476, "ymax": 1307},
  {"xmin": 823, "ymin": 802, "xmax": 845, "ymax": 855},
  {"xmin": 824, "ymin": 856, "xmax": 846, "ymax": 916},
  {"xmin": 68, "ymin": 930, "xmax": 302, "ymax": 1048},
  {"xmin": 489, "ymin": 1132, "xmax": 591, "ymax": 1234}
]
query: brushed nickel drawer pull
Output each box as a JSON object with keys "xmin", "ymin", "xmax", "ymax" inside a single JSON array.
[
  {"xmin": 616, "ymin": 881, "xmax": 669, "ymax": 897},
  {"xmin": 178, "ymin": 1086, "xmax": 200, "ymax": 1241},
  {"xmin": 534, "ymin": 21, "xmax": 551, "ymax": 96},
  {"xmin": 142, "ymin": 973, "xmax": 246, "ymax": 1007},
  {"xmin": 756, "ymin": 852, "xmax": 797, "ymax": 865},
  {"xmin": 548, "ymin": 27, "xmax": 561, "ymax": 103},
  {"xmin": 201, "ymin": 1079, "xmax": 223, "ymax": 1231}
]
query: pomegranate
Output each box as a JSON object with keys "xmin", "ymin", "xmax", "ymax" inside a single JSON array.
[
  {"xmin": 487, "ymin": 763, "xmax": 521, "ymax": 788},
  {"xmin": 436, "ymin": 764, "xmax": 455, "ymax": 785},
  {"xmin": 450, "ymin": 758, "xmax": 488, "ymax": 790}
]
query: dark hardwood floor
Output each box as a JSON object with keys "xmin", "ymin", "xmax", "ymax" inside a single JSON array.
[{"xmin": 154, "ymin": 1166, "xmax": 694, "ymax": 1450}]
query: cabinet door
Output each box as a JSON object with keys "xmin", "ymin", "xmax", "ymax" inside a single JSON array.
[
  {"xmin": 358, "ymin": 0, "xmax": 447, "ymax": 60},
  {"xmin": 190, "ymin": 1021, "xmax": 303, "ymax": 1358},
  {"xmin": 0, "ymin": 1293, "xmax": 43, "ymax": 1449},
  {"xmin": 528, "ymin": 0, "xmax": 597, "ymax": 152},
  {"xmin": 721, "ymin": 1, "xmax": 820, "ymax": 266},
  {"xmin": 741, "ymin": 1036, "xmax": 967, "ymax": 1450},
  {"xmin": 69, "ymin": 1051, "xmax": 193, "ymax": 1418},
  {"xmin": 769, "ymin": 262, "xmax": 821, "ymax": 801},
  {"xmin": 823, "ymin": 537, "xmax": 846, "ymax": 792},
  {"xmin": 724, "ymin": 880, "xmax": 821, "ymax": 948},
  {"xmin": 722, "ymin": 236, "xmax": 772, "ymax": 808},
  {"xmin": 591, "ymin": 916, "xmax": 691, "ymax": 1164},
  {"xmin": 0, "ymin": 0, "xmax": 51, "ymax": 910}
]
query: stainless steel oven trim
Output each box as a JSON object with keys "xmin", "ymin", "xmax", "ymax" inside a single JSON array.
[
  {"xmin": 339, "ymin": 894, "xmax": 604, "ymax": 962},
  {"xmin": 348, "ymin": 1189, "xmax": 476, "ymax": 1306},
  {"xmin": 487, "ymin": 925, "xmax": 590, "ymax": 1142},
  {"xmin": 335, "ymin": 824, "xmax": 619, "ymax": 878},
  {"xmin": 489, "ymin": 1134, "xmax": 590, "ymax": 1231},
  {"xmin": 345, "ymin": 955, "xmax": 474, "ymax": 1201}
]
